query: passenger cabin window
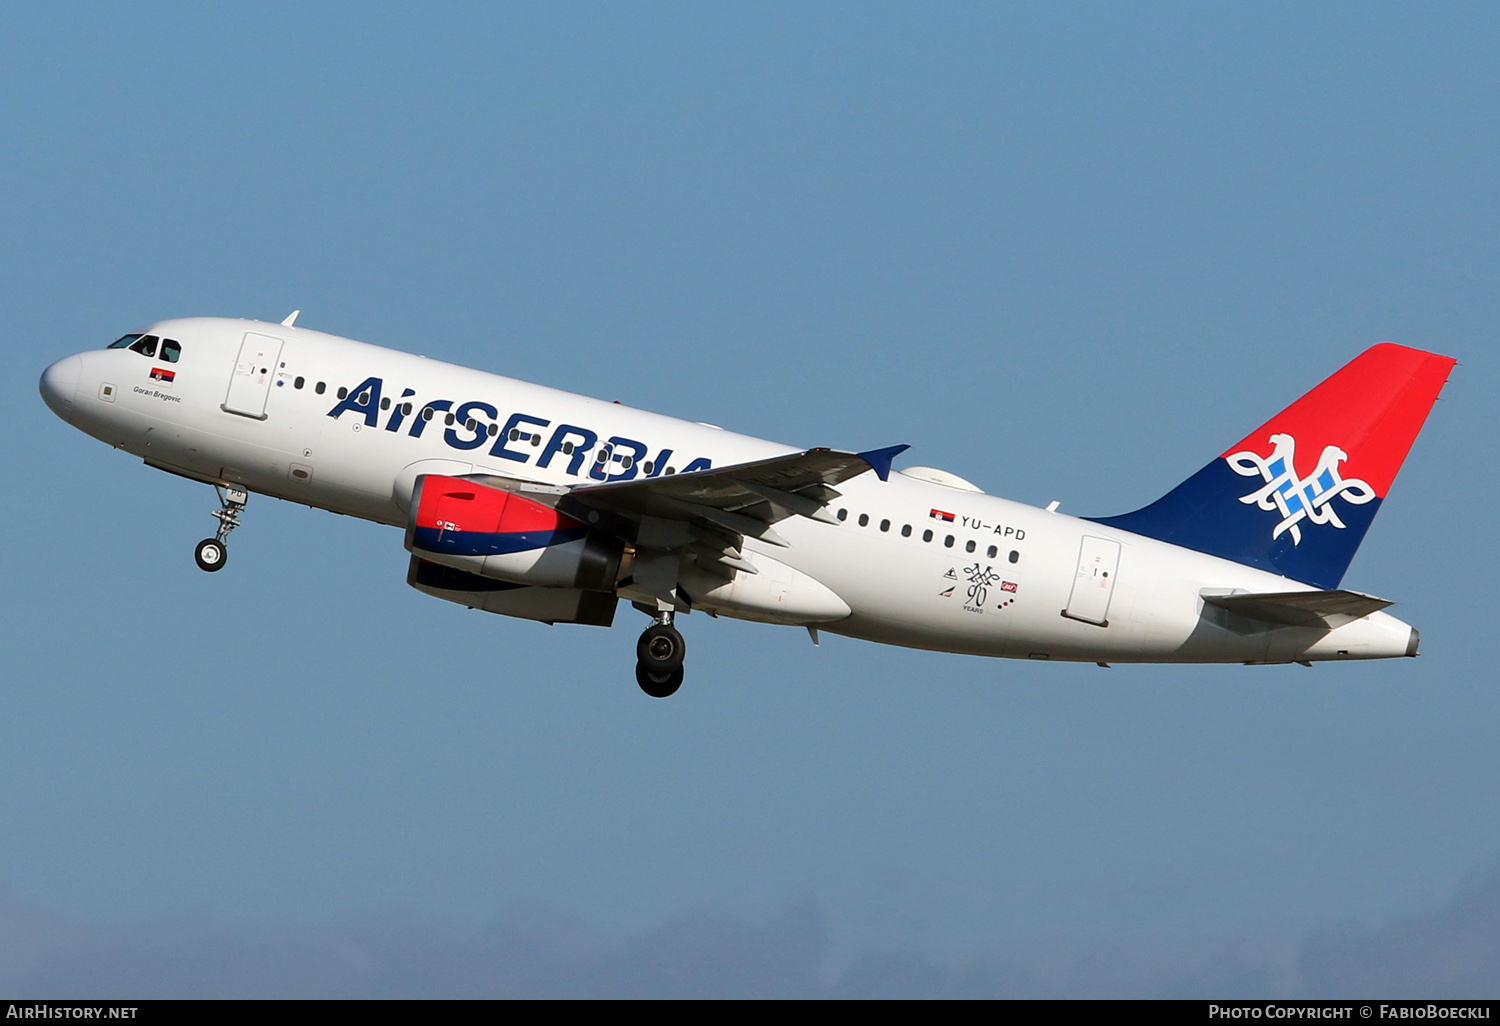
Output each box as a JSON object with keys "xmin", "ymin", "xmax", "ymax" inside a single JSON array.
[
  {"xmin": 129, "ymin": 335, "xmax": 158, "ymax": 357},
  {"xmin": 858, "ymin": 513, "xmax": 869, "ymax": 527},
  {"xmin": 108, "ymin": 334, "xmax": 142, "ymax": 349},
  {"xmin": 923, "ymin": 529, "xmax": 933, "ymax": 542},
  {"xmin": 159, "ymin": 339, "xmax": 181, "ymax": 363}
]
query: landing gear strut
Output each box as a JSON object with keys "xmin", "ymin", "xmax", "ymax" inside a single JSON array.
[
  {"xmin": 194, "ymin": 485, "xmax": 247, "ymax": 573},
  {"xmin": 635, "ymin": 611, "xmax": 686, "ymax": 698}
]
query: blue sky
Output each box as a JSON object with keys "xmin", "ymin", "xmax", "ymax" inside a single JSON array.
[{"xmin": 2, "ymin": 3, "xmax": 1497, "ymax": 996}]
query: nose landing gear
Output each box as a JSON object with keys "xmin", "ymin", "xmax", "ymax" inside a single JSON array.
[
  {"xmin": 194, "ymin": 485, "xmax": 248, "ymax": 573},
  {"xmin": 635, "ymin": 612, "xmax": 686, "ymax": 698}
]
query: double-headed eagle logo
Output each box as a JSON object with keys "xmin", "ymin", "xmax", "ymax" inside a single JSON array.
[{"xmin": 1226, "ymin": 433, "xmax": 1375, "ymax": 544}]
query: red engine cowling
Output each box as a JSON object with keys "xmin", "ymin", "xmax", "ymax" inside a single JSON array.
[{"xmin": 405, "ymin": 474, "xmax": 621, "ymax": 592}]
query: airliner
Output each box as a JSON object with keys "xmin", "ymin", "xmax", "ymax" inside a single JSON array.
[{"xmin": 39, "ymin": 314, "xmax": 1455, "ymax": 697}]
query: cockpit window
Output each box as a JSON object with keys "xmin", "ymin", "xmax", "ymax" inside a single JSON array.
[
  {"xmin": 128, "ymin": 335, "xmax": 159, "ymax": 357},
  {"xmin": 108, "ymin": 334, "xmax": 142, "ymax": 349},
  {"xmin": 160, "ymin": 338, "xmax": 181, "ymax": 363}
]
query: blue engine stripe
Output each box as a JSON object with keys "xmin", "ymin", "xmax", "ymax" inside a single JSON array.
[{"xmin": 411, "ymin": 524, "xmax": 588, "ymax": 557}]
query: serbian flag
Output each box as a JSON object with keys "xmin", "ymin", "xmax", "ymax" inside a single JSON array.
[
  {"xmin": 150, "ymin": 367, "xmax": 176, "ymax": 384},
  {"xmin": 929, "ymin": 509, "xmax": 955, "ymax": 522}
]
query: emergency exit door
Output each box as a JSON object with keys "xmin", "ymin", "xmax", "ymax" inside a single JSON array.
[
  {"xmin": 1064, "ymin": 536, "xmax": 1120, "ymax": 626},
  {"xmin": 223, "ymin": 332, "xmax": 284, "ymax": 419}
]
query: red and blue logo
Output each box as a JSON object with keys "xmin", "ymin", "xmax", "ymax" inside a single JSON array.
[
  {"xmin": 149, "ymin": 367, "xmax": 175, "ymax": 384},
  {"xmin": 1226, "ymin": 433, "xmax": 1376, "ymax": 545}
]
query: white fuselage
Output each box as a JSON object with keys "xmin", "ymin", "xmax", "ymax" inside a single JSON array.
[{"xmin": 42, "ymin": 317, "xmax": 1417, "ymax": 664}]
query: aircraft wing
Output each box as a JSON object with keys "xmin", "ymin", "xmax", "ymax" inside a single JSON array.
[{"xmin": 556, "ymin": 444, "xmax": 909, "ymax": 549}]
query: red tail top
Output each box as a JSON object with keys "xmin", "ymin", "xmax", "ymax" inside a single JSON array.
[{"xmin": 1220, "ymin": 343, "xmax": 1456, "ymax": 498}]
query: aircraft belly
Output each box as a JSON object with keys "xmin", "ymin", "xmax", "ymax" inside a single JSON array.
[
  {"xmin": 794, "ymin": 512, "xmax": 1293, "ymax": 663},
  {"xmin": 775, "ymin": 523, "xmax": 1016, "ymax": 656}
]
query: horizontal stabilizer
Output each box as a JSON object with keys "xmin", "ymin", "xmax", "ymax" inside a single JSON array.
[{"xmin": 1201, "ymin": 589, "xmax": 1392, "ymax": 629}]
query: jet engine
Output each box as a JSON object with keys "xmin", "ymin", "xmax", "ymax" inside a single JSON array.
[{"xmin": 406, "ymin": 474, "xmax": 622, "ymax": 592}]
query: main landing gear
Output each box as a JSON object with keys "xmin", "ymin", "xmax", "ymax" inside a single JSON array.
[
  {"xmin": 194, "ymin": 485, "xmax": 248, "ymax": 573},
  {"xmin": 635, "ymin": 612, "xmax": 686, "ymax": 699}
]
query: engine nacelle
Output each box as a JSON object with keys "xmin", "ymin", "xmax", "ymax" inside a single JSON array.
[
  {"xmin": 406, "ymin": 474, "xmax": 622, "ymax": 592},
  {"xmin": 407, "ymin": 558, "xmax": 617, "ymax": 627}
]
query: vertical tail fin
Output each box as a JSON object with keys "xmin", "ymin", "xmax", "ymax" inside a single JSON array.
[{"xmin": 1088, "ymin": 343, "xmax": 1456, "ymax": 588}]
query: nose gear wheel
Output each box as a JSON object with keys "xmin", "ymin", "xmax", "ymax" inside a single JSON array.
[{"xmin": 194, "ymin": 538, "xmax": 227, "ymax": 572}]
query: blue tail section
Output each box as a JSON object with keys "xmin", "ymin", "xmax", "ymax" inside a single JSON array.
[
  {"xmin": 1087, "ymin": 343, "xmax": 1454, "ymax": 589},
  {"xmin": 1088, "ymin": 460, "xmax": 1381, "ymax": 589}
]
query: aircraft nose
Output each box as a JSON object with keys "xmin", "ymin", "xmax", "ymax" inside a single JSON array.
[{"xmin": 39, "ymin": 354, "xmax": 82, "ymax": 424}]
